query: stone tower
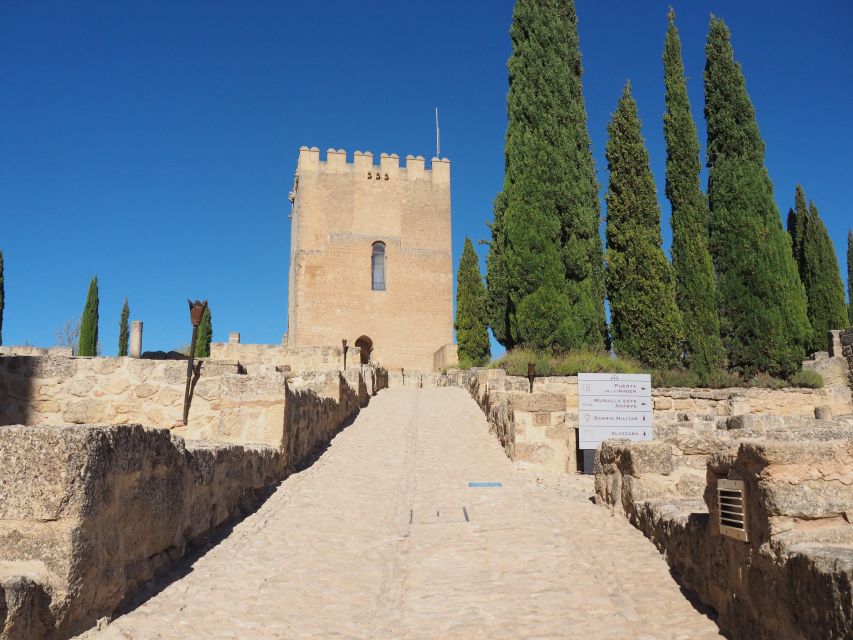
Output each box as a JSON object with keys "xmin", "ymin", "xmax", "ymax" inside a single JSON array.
[{"xmin": 287, "ymin": 147, "xmax": 455, "ymax": 372}]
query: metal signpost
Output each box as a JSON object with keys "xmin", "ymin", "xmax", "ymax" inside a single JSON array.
[{"xmin": 577, "ymin": 372, "xmax": 653, "ymax": 474}]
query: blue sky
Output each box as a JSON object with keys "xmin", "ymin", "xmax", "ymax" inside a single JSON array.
[{"xmin": 2, "ymin": 1, "xmax": 851, "ymax": 355}]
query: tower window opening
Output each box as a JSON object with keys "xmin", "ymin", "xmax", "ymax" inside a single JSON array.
[{"xmin": 372, "ymin": 242, "xmax": 386, "ymax": 291}]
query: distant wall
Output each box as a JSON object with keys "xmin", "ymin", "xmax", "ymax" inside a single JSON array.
[
  {"xmin": 432, "ymin": 343, "xmax": 458, "ymax": 372},
  {"xmin": 437, "ymin": 365, "xmax": 853, "ymax": 475},
  {"xmin": 208, "ymin": 342, "xmax": 360, "ymax": 374}
]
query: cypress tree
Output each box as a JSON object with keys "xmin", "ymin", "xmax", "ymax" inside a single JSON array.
[
  {"xmin": 0, "ymin": 251, "xmax": 4, "ymax": 346},
  {"xmin": 195, "ymin": 306, "xmax": 212, "ymax": 358},
  {"xmin": 663, "ymin": 9, "xmax": 724, "ymax": 379},
  {"xmin": 485, "ymin": 193, "xmax": 512, "ymax": 348},
  {"xmin": 799, "ymin": 200, "xmax": 848, "ymax": 351},
  {"xmin": 605, "ymin": 83, "xmax": 684, "ymax": 369},
  {"xmin": 118, "ymin": 298, "xmax": 130, "ymax": 357},
  {"xmin": 848, "ymin": 230, "xmax": 852, "ymax": 324},
  {"xmin": 787, "ymin": 185, "xmax": 809, "ymax": 271},
  {"xmin": 705, "ymin": 17, "xmax": 810, "ymax": 377},
  {"xmin": 495, "ymin": 0, "xmax": 606, "ymax": 351},
  {"xmin": 455, "ymin": 238, "xmax": 491, "ymax": 367},
  {"xmin": 78, "ymin": 276, "xmax": 99, "ymax": 357}
]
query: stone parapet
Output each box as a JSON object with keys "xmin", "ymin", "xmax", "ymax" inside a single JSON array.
[{"xmin": 594, "ymin": 420, "xmax": 853, "ymax": 640}]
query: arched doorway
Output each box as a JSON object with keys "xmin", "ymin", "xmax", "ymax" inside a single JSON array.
[{"xmin": 355, "ymin": 336, "xmax": 373, "ymax": 365}]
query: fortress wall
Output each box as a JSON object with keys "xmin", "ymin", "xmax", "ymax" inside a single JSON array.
[
  {"xmin": 439, "ymin": 363, "xmax": 852, "ymax": 476},
  {"xmin": 208, "ymin": 342, "xmax": 361, "ymax": 374},
  {"xmin": 0, "ymin": 357, "xmax": 387, "ymax": 639},
  {"xmin": 594, "ymin": 428, "xmax": 853, "ymax": 640}
]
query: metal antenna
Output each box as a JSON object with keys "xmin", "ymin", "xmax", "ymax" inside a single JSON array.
[{"xmin": 435, "ymin": 107, "xmax": 441, "ymax": 158}]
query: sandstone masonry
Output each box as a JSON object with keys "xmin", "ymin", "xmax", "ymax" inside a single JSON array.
[{"xmin": 287, "ymin": 147, "xmax": 455, "ymax": 372}]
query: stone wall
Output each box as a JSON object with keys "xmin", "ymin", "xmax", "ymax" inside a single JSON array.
[
  {"xmin": 841, "ymin": 327, "xmax": 853, "ymax": 374},
  {"xmin": 432, "ymin": 343, "xmax": 458, "ymax": 372},
  {"xmin": 208, "ymin": 342, "xmax": 360, "ymax": 374},
  {"xmin": 0, "ymin": 355, "xmax": 388, "ymax": 638},
  {"xmin": 0, "ymin": 425, "xmax": 284, "ymax": 639},
  {"xmin": 0, "ymin": 355, "xmax": 240, "ymax": 430},
  {"xmin": 446, "ymin": 366, "xmax": 852, "ymax": 476},
  {"xmin": 594, "ymin": 416, "xmax": 853, "ymax": 640}
]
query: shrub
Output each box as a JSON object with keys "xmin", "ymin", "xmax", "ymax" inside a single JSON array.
[
  {"xmin": 490, "ymin": 348, "xmax": 641, "ymax": 377},
  {"xmin": 748, "ymin": 372, "xmax": 787, "ymax": 390},
  {"xmin": 652, "ymin": 368, "xmax": 700, "ymax": 389},
  {"xmin": 705, "ymin": 369, "xmax": 743, "ymax": 389},
  {"xmin": 788, "ymin": 369, "xmax": 824, "ymax": 389}
]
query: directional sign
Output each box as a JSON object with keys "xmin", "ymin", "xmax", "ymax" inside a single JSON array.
[
  {"xmin": 578, "ymin": 427, "xmax": 653, "ymax": 449},
  {"xmin": 577, "ymin": 372, "xmax": 653, "ymax": 449}
]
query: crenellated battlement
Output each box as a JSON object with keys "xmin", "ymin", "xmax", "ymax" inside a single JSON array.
[{"xmin": 297, "ymin": 146, "xmax": 450, "ymax": 183}]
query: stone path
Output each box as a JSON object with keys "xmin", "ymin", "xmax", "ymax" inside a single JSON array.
[{"xmin": 84, "ymin": 388, "xmax": 724, "ymax": 639}]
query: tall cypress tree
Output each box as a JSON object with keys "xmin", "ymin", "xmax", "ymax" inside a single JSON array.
[
  {"xmin": 605, "ymin": 83, "xmax": 684, "ymax": 369},
  {"xmin": 492, "ymin": 0, "xmax": 606, "ymax": 351},
  {"xmin": 663, "ymin": 9, "xmax": 724, "ymax": 379},
  {"xmin": 705, "ymin": 17, "xmax": 810, "ymax": 377},
  {"xmin": 486, "ymin": 193, "xmax": 512, "ymax": 348},
  {"xmin": 118, "ymin": 298, "xmax": 130, "ymax": 357},
  {"xmin": 848, "ymin": 230, "xmax": 853, "ymax": 324},
  {"xmin": 798, "ymin": 201, "xmax": 848, "ymax": 352},
  {"xmin": 0, "ymin": 251, "xmax": 4, "ymax": 346},
  {"xmin": 195, "ymin": 306, "xmax": 212, "ymax": 357},
  {"xmin": 78, "ymin": 276, "xmax": 99, "ymax": 357},
  {"xmin": 455, "ymin": 238, "xmax": 491, "ymax": 367},
  {"xmin": 788, "ymin": 185, "xmax": 809, "ymax": 271}
]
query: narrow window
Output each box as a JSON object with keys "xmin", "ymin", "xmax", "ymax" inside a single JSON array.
[{"xmin": 372, "ymin": 242, "xmax": 386, "ymax": 291}]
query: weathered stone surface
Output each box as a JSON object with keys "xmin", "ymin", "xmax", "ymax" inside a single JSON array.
[{"xmin": 0, "ymin": 362, "xmax": 388, "ymax": 639}]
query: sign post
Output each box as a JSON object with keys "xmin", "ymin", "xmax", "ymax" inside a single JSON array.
[{"xmin": 577, "ymin": 373, "xmax": 653, "ymax": 474}]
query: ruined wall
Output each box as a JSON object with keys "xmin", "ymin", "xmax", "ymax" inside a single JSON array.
[
  {"xmin": 0, "ymin": 425, "xmax": 284, "ymax": 640},
  {"xmin": 0, "ymin": 356, "xmax": 388, "ymax": 639},
  {"xmin": 208, "ymin": 342, "xmax": 361, "ymax": 374},
  {"xmin": 287, "ymin": 147, "xmax": 454, "ymax": 372},
  {"xmin": 444, "ymin": 366, "xmax": 852, "ymax": 476},
  {"xmin": 594, "ymin": 418, "xmax": 853, "ymax": 640}
]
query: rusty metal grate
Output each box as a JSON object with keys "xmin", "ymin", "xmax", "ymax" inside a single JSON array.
[{"xmin": 717, "ymin": 479, "xmax": 748, "ymax": 542}]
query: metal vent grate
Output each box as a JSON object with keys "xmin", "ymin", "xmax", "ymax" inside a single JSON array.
[{"xmin": 717, "ymin": 479, "xmax": 748, "ymax": 542}]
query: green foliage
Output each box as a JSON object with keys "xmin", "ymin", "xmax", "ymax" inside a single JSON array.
[
  {"xmin": 848, "ymin": 230, "xmax": 852, "ymax": 324},
  {"xmin": 705, "ymin": 368, "xmax": 743, "ymax": 389},
  {"xmin": 793, "ymin": 195, "xmax": 849, "ymax": 352},
  {"xmin": 78, "ymin": 276, "xmax": 99, "ymax": 357},
  {"xmin": 651, "ymin": 368, "xmax": 700, "ymax": 389},
  {"xmin": 747, "ymin": 372, "xmax": 787, "ymax": 390},
  {"xmin": 455, "ymin": 238, "xmax": 491, "ymax": 367},
  {"xmin": 605, "ymin": 83, "xmax": 684, "ymax": 369},
  {"xmin": 663, "ymin": 11, "xmax": 725, "ymax": 381},
  {"xmin": 0, "ymin": 251, "xmax": 4, "ymax": 346},
  {"xmin": 788, "ymin": 185, "xmax": 809, "ymax": 268},
  {"xmin": 490, "ymin": 348, "xmax": 642, "ymax": 377},
  {"xmin": 486, "ymin": 193, "xmax": 512, "ymax": 348},
  {"xmin": 194, "ymin": 306, "xmax": 212, "ymax": 358},
  {"xmin": 118, "ymin": 298, "xmax": 130, "ymax": 357},
  {"xmin": 497, "ymin": 0, "xmax": 606, "ymax": 351},
  {"xmin": 788, "ymin": 369, "xmax": 824, "ymax": 389},
  {"xmin": 704, "ymin": 17, "xmax": 810, "ymax": 377}
]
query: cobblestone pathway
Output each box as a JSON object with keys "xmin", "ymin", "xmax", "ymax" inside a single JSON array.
[{"xmin": 85, "ymin": 388, "xmax": 724, "ymax": 639}]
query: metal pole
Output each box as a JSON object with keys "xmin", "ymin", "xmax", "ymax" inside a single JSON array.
[
  {"xmin": 182, "ymin": 324, "xmax": 199, "ymax": 425},
  {"xmin": 527, "ymin": 362, "xmax": 535, "ymax": 393},
  {"xmin": 182, "ymin": 299, "xmax": 207, "ymax": 426}
]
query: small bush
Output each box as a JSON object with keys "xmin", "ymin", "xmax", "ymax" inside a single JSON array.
[
  {"xmin": 490, "ymin": 348, "xmax": 641, "ymax": 377},
  {"xmin": 788, "ymin": 369, "xmax": 824, "ymax": 389},
  {"xmin": 652, "ymin": 368, "xmax": 700, "ymax": 388},
  {"xmin": 705, "ymin": 369, "xmax": 743, "ymax": 389},
  {"xmin": 748, "ymin": 372, "xmax": 787, "ymax": 390}
]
